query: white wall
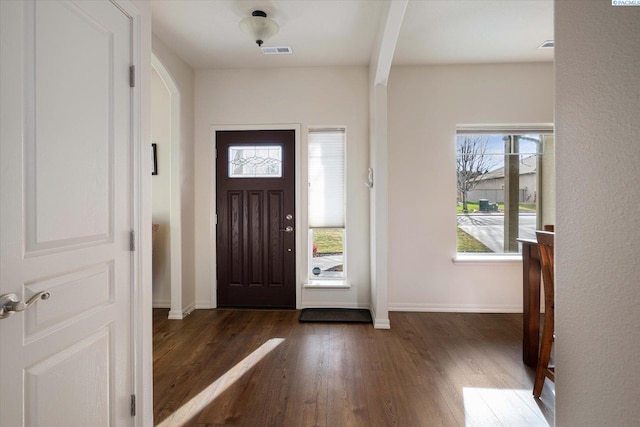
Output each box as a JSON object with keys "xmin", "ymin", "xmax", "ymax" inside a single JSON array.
[
  {"xmin": 387, "ymin": 63, "xmax": 554, "ymax": 311},
  {"xmin": 151, "ymin": 69, "xmax": 172, "ymax": 306},
  {"xmin": 556, "ymin": 1, "xmax": 640, "ymax": 425},
  {"xmin": 152, "ymin": 35, "xmax": 196, "ymax": 315},
  {"xmin": 194, "ymin": 67, "xmax": 370, "ymax": 309}
]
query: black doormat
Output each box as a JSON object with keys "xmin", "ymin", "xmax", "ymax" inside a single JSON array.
[{"xmin": 299, "ymin": 308, "xmax": 372, "ymax": 323}]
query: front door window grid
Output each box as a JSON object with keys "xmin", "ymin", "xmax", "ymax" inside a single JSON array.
[{"xmin": 228, "ymin": 145, "xmax": 282, "ymax": 178}]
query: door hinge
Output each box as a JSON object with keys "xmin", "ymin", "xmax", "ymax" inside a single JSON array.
[
  {"xmin": 215, "ymin": 214, "xmax": 218, "ymax": 225},
  {"xmin": 130, "ymin": 230, "xmax": 135, "ymax": 251},
  {"xmin": 130, "ymin": 394, "xmax": 136, "ymax": 416},
  {"xmin": 129, "ymin": 65, "xmax": 135, "ymax": 88}
]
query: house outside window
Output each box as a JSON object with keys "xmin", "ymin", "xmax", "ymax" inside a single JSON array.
[
  {"xmin": 456, "ymin": 127, "xmax": 553, "ymax": 255},
  {"xmin": 308, "ymin": 128, "xmax": 345, "ymax": 279}
]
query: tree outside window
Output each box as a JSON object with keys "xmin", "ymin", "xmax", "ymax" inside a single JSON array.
[{"xmin": 456, "ymin": 132, "xmax": 549, "ymax": 254}]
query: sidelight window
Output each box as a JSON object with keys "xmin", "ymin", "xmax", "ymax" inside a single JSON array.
[{"xmin": 308, "ymin": 128, "xmax": 346, "ymax": 279}]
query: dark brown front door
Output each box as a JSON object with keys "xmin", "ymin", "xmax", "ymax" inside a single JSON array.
[{"xmin": 216, "ymin": 130, "xmax": 296, "ymax": 308}]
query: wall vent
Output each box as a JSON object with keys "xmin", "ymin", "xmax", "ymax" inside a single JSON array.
[
  {"xmin": 261, "ymin": 46, "xmax": 292, "ymax": 55},
  {"xmin": 538, "ymin": 40, "xmax": 554, "ymax": 49}
]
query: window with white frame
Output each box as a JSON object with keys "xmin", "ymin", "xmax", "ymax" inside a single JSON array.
[
  {"xmin": 456, "ymin": 126, "xmax": 553, "ymax": 255},
  {"xmin": 308, "ymin": 128, "xmax": 345, "ymax": 279}
]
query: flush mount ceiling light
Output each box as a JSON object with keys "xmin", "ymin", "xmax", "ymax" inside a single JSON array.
[
  {"xmin": 538, "ymin": 40, "xmax": 555, "ymax": 49},
  {"xmin": 239, "ymin": 10, "xmax": 279, "ymax": 47}
]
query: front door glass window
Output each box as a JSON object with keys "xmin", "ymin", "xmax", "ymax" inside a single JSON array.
[{"xmin": 228, "ymin": 145, "xmax": 282, "ymax": 178}]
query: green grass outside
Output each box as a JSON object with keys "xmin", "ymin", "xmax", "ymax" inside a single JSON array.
[
  {"xmin": 456, "ymin": 202, "xmax": 536, "ymax": 213},
  {"xmin": 457, "ymin": 202, "xmax": 483, "ymax": 213},
  {"xmin": 313, "ymin": 229, "xmax": 344, "ymax": 254},
  {"xmin": 457, "ymin": 227, "xmax": 492, "ymax": 252}
]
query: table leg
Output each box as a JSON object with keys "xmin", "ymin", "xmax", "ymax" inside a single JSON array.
[{"xmin": 522, "ymin": 242, "xmax": 541, "ymax": 367}]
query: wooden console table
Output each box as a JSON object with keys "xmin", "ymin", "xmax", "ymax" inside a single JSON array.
[{"xmin": 517, "ymin": 238, "xmax": 541, "ymax": 367}]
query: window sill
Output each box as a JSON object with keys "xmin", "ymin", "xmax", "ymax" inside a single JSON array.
[
  {"xmin": 453, "ymin": 254, "xmax": 522, "ymax": 265},
  {"xmin": 303, "ymin": 280, "xmax": 350, "ymax": 289}
]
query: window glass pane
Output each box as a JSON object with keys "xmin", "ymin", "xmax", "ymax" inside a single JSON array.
[
  {"xmin": 456, "ymin": 134, "xmax": 548, "ymax": 254},
  {"xmin": 515, "ymin": 135, "xmax": 544, "ymax": 156},
  {"xmin": 228, "ymin": 145, "xmax": 282, "ymax": 178},
  {"xmin": 308, "ymin": 130, "xmax": 345, "ymax": 228},
  {"xmin": 310, "ymin": 228, "xmax": 344, "ymax": 278}
]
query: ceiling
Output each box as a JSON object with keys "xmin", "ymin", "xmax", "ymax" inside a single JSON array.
[{"xmin": 151, "ymin": 0, "xmax": 554, "ymax": 70}]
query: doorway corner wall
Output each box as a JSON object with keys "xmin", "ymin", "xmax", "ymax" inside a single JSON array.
[{"xmin": 151, "ymin": 35, "xmax": 196, "ymax": 319}]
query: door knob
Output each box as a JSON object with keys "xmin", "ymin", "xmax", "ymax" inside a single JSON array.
[
  {"xmin": 0, "ymin": 291, "xmax": 50, "ymax": 319},
  {"xmin": 280, "ymin": 226, "xmax": 294, "ymax": 233}
]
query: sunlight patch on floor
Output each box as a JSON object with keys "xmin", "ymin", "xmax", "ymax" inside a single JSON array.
[
  {"xmin": 157, "ymin": 338, "xmax": 285, "ymax": 427},
  {"xmin": 463, "ymin": 387, "xmax": 551, "ymax": 427}
]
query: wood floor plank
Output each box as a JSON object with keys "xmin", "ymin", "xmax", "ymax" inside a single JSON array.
[{"xmin": 153, "ymin": 309, "xmax": 554, "ymax": 426}]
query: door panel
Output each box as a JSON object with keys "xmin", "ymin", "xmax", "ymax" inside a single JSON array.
[
  {"xmin": 268, "ymin": 190, "xmax": 285, "ymax": 285},
  {"xmin": 27, "ymin": 0, "xmax": 114, "ymax": 250},
  {"xmin": 23, "ymin": 263, "xmax": 112, "ymax": 342},
  {"xmin": 26, "ymin": 329, "xmax": 111, "ymax": 426},
  {"xmin": 216, "ymin": 130, "xmax": 296, "ymax": 308},
  {"xmin": 228, "ymin": 191, "xmax": 243, "ymax": 286},
  {"xmin": 248, "ymin": 190, "xmax": 263, "ymax": 284},
  {"xmin": 0, "ymin": 1, "xmax": 133, "ymax": 425}
]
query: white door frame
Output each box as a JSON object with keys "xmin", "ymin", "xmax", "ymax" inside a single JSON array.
[
  {"xmin": 209, "ymin": 124, "xmax": 302, "ymax": 309},
  {"xmin": 111, "ymin": 0, "xmax": 152, "ymax": 425},
  {"xmin": 151, "ymin": 54, "xmax": 184, "ymax": 320}
]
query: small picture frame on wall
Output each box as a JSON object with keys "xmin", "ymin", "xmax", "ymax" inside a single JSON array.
[{"xmin": 152, "ymin": 143, "xmax": 158, "ymax": 175}]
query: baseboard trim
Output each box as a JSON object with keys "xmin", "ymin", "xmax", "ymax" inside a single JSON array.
[
  {"xmin": 182, "ymin": 302, "xmax": 195, "ymax": 316},
  {"xmin": 167, "ymin": 310, "xmax": 184, "ymax": 320},
  {"xmin": 368, "ymin": 306, "xmax": 390, "ymax": 329},
  {"xmin": 374, "ymin": 318, "xmax": 391, "ymax": 329},
  {"xmin": 167, "ymin": 302, "xmax": 195, "ymax": 320},
  {"xmin": 389, "ymin": 303, "xmax": 522, "ymax": 313},
  {"xmin": 196, "ymin": 302, "xmax": 215, "ymax": 309}
]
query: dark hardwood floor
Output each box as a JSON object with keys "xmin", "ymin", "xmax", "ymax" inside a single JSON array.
[{"xmin": 153, "ymin": 309, "xmax": 554, "ymax": 426}]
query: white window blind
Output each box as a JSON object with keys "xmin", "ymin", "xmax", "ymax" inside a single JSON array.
[{"xmin": 308, "ymin": 129, "xmax": 345, "ymax": 228}]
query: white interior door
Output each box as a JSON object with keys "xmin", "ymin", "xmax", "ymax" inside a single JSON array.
[{"xmin": 0, "ymin": 1, "xmax": 134, "ymax": 425}]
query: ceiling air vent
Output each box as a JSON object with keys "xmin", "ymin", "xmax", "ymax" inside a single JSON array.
[
  {"xmin": 538, "ymin": 40, "xmax": 554, "ymax": 49},
  {"xmin": 261, "ymin": 46, "xmax": 292, "ymax": 55}
]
